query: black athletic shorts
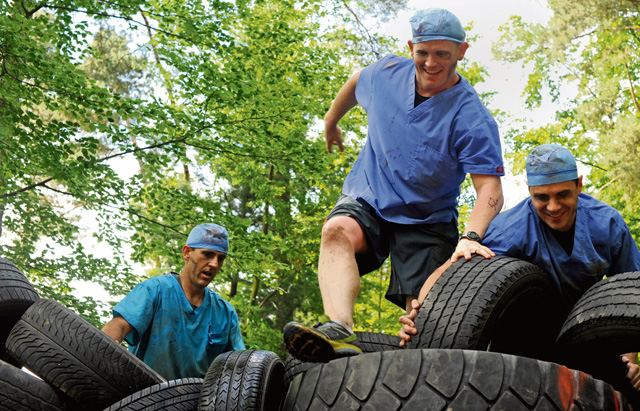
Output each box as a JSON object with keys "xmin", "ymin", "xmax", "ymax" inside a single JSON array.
[{"xmin": 327, "ymin": 195, "xmax": 458, "ymax": 309}]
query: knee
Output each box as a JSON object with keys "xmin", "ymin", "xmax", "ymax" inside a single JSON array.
[{"xmin": 322, "ymin": 217, "xmax": 364, "ymax": 250}]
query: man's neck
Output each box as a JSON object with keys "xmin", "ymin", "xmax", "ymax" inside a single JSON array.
[{"xmin": 177, "ymin": 271, "xmax": 206, "ymax": 307}]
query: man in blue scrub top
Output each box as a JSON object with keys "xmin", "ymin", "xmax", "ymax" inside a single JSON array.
[
  {"xmin": 399, "ymin": 144, "xmax": 640, "ymax": 389},
  {"xmin": 283, "ymin": 8, "xmax": 504, "ymax": 363},
  {"xmin": 102, "ymin": 223, "xmax": 245, "ymax": 380}
]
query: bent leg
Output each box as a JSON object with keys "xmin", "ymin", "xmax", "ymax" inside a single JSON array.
[{"xmin": 318, "ymin": 215, "xmax": 368, "ymax": 329}]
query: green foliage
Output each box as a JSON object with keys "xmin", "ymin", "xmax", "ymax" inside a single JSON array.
[
  {"xmin": 493, "ymin": 0, "xmax": 640, "ymax": 243},
  {"xmin": 1, "ymin": 0, "xmax": 497, "ymax": 351},
  {"xmin": 354, "ymin": 262, "xmax": 404, "ymax": 334}
]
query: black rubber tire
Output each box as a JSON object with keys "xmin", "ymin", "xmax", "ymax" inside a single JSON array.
[
  {"xmin": 283, "ymin": 331, "xmax": 403, "ymax": 390},
  {"xmin": 0, "ymin": 257, "xmax": 39, "ymax": 366},
  {"xmin": 281, "ymin": 349, "xmax": 632, "ymax": 410},
  {"xmin": 198, "ymin": 350, "xmax": 284, "ymax": 411},
  {"xmin": 353, "ymin": 331, "xmax": 402, "ymax": 353},
  {"xmin": 5, "ymin": 298, "xmax": 165, "ymax": 410},
  {"xmin": 0, "ymin": 359, "xmax": 69, "ymax": 411},
  {"xmin": 407, "ymin": 255, "xmax": 564, "ymax": 362},
  {"xmin": 557, "ymin": 271, "xmax": 640, "ymax": 355},
  {"xmin": 103, "ymin": 378, "xmax": 203, "ymax": 411},
  {"xmin": 556, "ymin": 271, "xmax": 640, "ymax": 408}
]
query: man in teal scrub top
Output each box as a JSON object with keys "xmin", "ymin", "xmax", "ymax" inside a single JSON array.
[
  {"xmin": 284, "ymin": 8, "xmax": 504, "ymax": 363},
  {"xmin": 102, "ymin": 223, "xmax": 245, "ymax": 380}
]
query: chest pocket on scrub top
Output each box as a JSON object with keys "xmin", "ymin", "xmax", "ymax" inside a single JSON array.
[
  {"xmin": 207, "ymin": 328, "xmax": 230, "ymax": 352},
  {"xmin": 408, "ymin": 143, "xmax": 457, "ymax": 197}
]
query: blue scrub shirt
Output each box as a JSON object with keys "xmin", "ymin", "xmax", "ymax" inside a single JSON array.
[
  {"xmin": 483, "ymin": 193, "xmax": 640, "ymax": 307},
  {"xmin": 113, "ymin": 274, "xmax": 245, "ymax": 380},
  {"xmin": 344, "ymin": 54, "xmax": 504, "ymax": 225}
]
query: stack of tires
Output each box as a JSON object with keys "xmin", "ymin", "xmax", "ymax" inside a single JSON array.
[
  {"xmin": 0, "ymin": 257, "xmax": 285, "ymax": 411},
  {"xmin": 282, "ymin": 255, "xmax": 639, "ymax": 410}
]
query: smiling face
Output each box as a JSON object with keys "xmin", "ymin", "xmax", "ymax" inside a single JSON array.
[
  {"xmin": 182, "ymin": 246, "xmax": 226, "ymax": 290},
  {"xmin": 529, "ymin": 177, "xmax": 582, "ymax": 232},
  {"xmin": 408, "ymin": 39, "xmax": 468, "ymax": 97}
]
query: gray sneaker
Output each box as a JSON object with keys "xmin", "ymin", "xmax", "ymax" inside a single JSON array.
[{"xmin": 283, "ymin": 317, "xmax": 362, "ymax": 362}]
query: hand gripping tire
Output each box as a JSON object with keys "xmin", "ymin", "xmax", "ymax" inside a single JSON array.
[
  {"xmin": 407, "ymin": 255, "xmax": 564, "ymax": 361},
  {"xmin": 198, "ymin": 350, "xmax": 285, "ymax": 411},
  {"xmin": 281, "ymin": 349, "xmax": 632, "ymax": 410},
  {"xmin": 0, "ymin": 257, "xmax": 39, "ymax": 366},
  {"xmin": 103, "ymin": 378, "xmax": 203, "ymax": 411},
  {"xmin": 5, "ymin": 298, "xmax": 165, "ymax": 410},
  {"xmin": 556, "ymin": 271, "xmax": 640, "ymax": 408},
  {"xmin": 283, "ymin": 332, "xmax": 403, "ymax": 392},
  {"xmin": 0, "ymin": 359, "xmax": 68, "ymax": 411}
]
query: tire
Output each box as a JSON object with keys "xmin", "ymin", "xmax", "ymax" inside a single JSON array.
[
  {"xmin": 353, "ymin": 331, "xmax": 402, "ymax": 353},
  {"xmin": 0, "ymin": 257, "xmax": 39, "ymax": 366},
  {"xmin": 281, "ymin": 349, "xmax": 632, "ymax": 410},
  {"xmin": 0, "ymin": 359, "xmax": 69, "ymax": 411},
  {"xmin": 198, "ymin": 350, "xmax": 284, "ymax": 411},
  {"xmin": 556, "ymin": 271, "xmax": 640, "ymax": 408},
  {"xmin": 407, "ymin": 255, "xmax": 564, "ymax": 361},
  {"xmin": 283, "ymin": 332, "xmax": 403, "ymax": 389},
  {"xmin": 103, "ymin": 378, "xmax": 203, "ymax": 411},
  {"xmin": 557, "ymin": 271, "xmax": 640, "ymax": 355},
  {"xmin": 5, "ymin": 298, "xmax": 165, "ymax": 410}
]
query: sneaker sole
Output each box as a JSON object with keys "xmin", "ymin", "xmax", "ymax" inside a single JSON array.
[{"xmin": 283, "ymin": 323, "xmax": 361, "ymax": 363}]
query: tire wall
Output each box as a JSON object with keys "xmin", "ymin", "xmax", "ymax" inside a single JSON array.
[
  {"xmin": 408, "ymin": 255, "xmax": 564, "ymax": 362},
  {"xmin": 282, "ymin": 349, "xmax": 630, "ymax": 410}
]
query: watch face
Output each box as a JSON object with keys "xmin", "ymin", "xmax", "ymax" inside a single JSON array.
[{"xmin": 464, "ymin": 231, "xmax": 481, "ymax": 242}]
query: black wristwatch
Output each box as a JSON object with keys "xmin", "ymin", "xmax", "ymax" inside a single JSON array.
[{"xmin": 460, "ymin": 231, "xmax": 482, "ymax": 243}]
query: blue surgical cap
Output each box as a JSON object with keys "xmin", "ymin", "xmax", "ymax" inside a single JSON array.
[
  {"xmin": 186, "ymin": 223, "xmax": 229, "ymax": 254},
  {"xmin": 526, "ymin": 144, "xmax": 578, "ymax": 186},
  {"xmin": 410, "ymin": 8, "xmax": 466, "ymax": 44}
]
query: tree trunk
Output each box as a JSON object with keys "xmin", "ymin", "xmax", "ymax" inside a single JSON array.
[{"xmin": 0, "ymin": 204, "xmax": 4, "ymax": 238}]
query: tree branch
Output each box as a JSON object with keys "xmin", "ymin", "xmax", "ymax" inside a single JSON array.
[
  {"xmin": 0, "ymin": 178, "xmax": 54, "ymax": 199},
  {"xmin": 23, "ymin": 2, "xmax": 47, "ymax": 19},
  {"xmin": 258, "ymin": 288, "xmax": 279, "ymax": 308},
  {"xmin": 577, "ymin": 159, "xmax": 607, "ymax": 172},
  {"xmin": 599, "ymin": 176, "xmax": 618, "ymax": 191},
  {"xmin": 624, "ymin": 62, "xmax": 640, "ymax": 113},
  {"xmin": 139, "ymin": 7, "xmax": 177, "ymax": 106},
  {"xmin": 605, "ymin": 26, "xmax": 640, "ymax": 33},
  {"xmin": 98, "ymin": 136, "xmax": 188, "ymax": 162},
  {"xmin": 184, "ymin": 141, "xmax": 297, "ymax": 161},
  {"xmin": 574, "ymin": 25, "xmax": 640, "ymax": 41},
  {"xmin": 42, "ymin": 5, "xmax": 193, "ymax": 42},
  {"xmin": 341, "ymin": 0, "xmax": 381, "ymax": 60},
  {"xmin": 41, "ymin": 183, "xmax": 186, "ymax": 236},
  {"xmin": 0, "ymin": 204, "xmax": 4, "ymax": 237}
]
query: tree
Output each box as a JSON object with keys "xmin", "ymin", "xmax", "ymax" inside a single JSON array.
[
  {"xmin": 1, "ymin": 0, "xmax": 499, "ymax": 355},
  {"xmin": 493, "ymin": 0, "xmax": 640, "ymax": 240},
  {"xmin": 0, "ymin": 0, "xmax": 153, "ymax": 324}
]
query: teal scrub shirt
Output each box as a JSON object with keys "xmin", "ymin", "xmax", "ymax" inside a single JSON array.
[{"xmin": 113, "ymin": 274, "xmax": 245, "ymax": 380}]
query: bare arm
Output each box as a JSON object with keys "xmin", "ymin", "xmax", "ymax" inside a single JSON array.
[
  {"xmin": 399, "ymin": 176, "xmax": 502, "ymax": 345},
  {"xmin": 451, "ymin": 174, "xmax": 503, "ymax": 262},
  {"xmin": 398, "ymin": 260, "xmax": 453, "ymax": 346},
  {"xmin": 324, "ymin": 70, "xmax": 361, "ymax": 153},
  {"xmin": 101, "ymin": 315, "xmax": 133, "ymax": 344}
]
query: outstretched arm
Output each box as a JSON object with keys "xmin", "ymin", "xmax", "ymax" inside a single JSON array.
[
  {"xmin": 398, "ymin": 261, "xmax": 452, "ymax": 346},
  {"xmin": 324, "ymin": 70, "xmax": 361, "ymax": 153},
  {"xmin": 102, "ymin": 315, "xmax": 133, "ymax": 344},
  {"xmin": 451, "ymin": 174, "xmax": 503, "ymax": 262}
]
